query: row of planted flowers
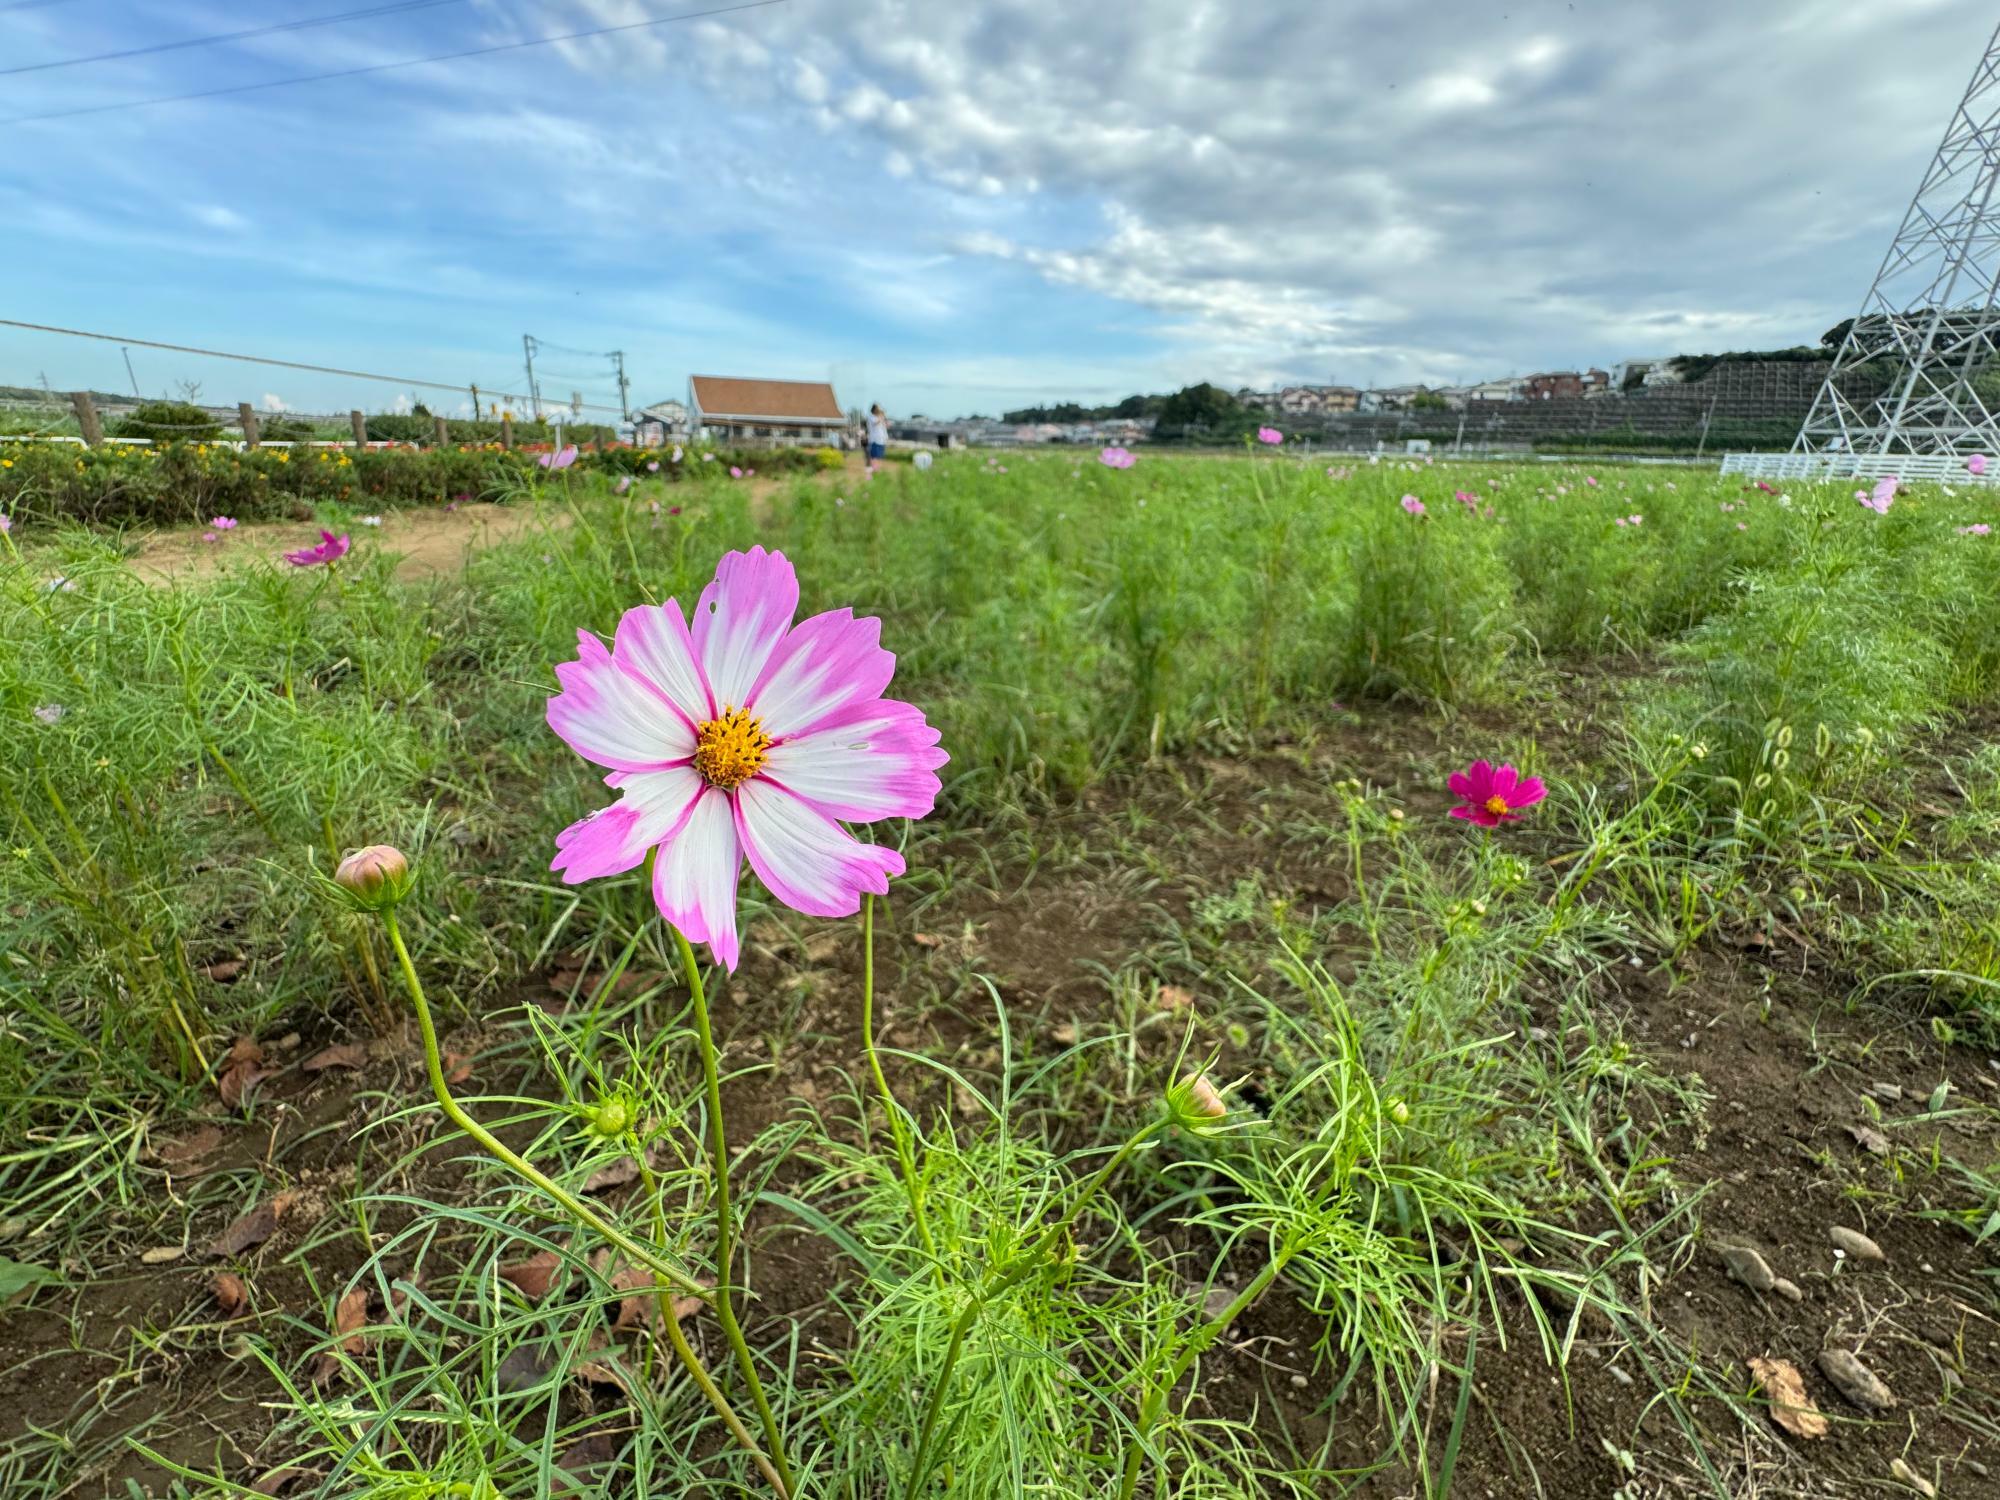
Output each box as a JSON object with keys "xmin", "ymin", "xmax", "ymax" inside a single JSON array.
[{"xmin": 0, "ymin": 437, "xmax": 841, "ymax": 529}]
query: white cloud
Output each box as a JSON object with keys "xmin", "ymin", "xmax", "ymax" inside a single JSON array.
[
  {"xmin": 545, "ymin": 0, "xmax": 1991, "ymax": 389},
  {"xmin": 260, "ymin": 393, "xmax": 289, "ymax": 411},
  {"xmin": 191, "ymin": 204, "xmax": 247, "ymax": 231}
]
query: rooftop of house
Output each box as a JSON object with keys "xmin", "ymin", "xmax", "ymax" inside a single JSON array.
[{"xmin": 688, "ymin": 376, "xmax": 845, "ymax": 423}]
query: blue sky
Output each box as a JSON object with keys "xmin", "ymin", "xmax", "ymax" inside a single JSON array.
[{"xmin": 1, "ymin": 0, "xmax": 1993, "ymax": 418}]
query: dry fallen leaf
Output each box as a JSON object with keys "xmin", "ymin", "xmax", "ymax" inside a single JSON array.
[
  {"xmin": 1156, "ymin": 985, "xmax": 1196, "ymax": 1012},
  {"xmin": 1749, "ymin": 1356, "xmax": 1827, "ymax": 1440},
  {"xmin": 1845, "ymin": 1122, "xmax": 1891, "ymax": 1156},
  {"xmin": 139, "ymin": 1245, "xmax": 184, "ymax": 1266},
  {"xmin": 309, "ymin": 1287, "xmax": 371, "ymax": 1385},
  {"xmin": 250, "ymin": 1467, "xmax": 311, "ymax": 1497},
  {"xmin": 217, "ymin": 1036, "xmax": 271, "ymax": 1109},
  {"xmin": 497, "ymin": 1249, "xmax": 561, "ymax": 1301},
  {"xmin": 205, "ymin": 958, "xmax": 247, "ymax": 984},
  {"xmin": 301, "ymin": 1042, "xmax": 367, "ymax": 1073},
  {"xmin": 912, "ymin": 932, "xmax": 942, "ymax": 948},
  {"xmin": 207, "ymin": 1190, "xmax": 297, "ymax": 1258},
  {"xmin": 443, "ymin": 1052, "xmax": 474, "ymax": 1085},
  {"xmin": 150, "ymin": 1124, "xmax": 225, "ymax": 1170},
  {"xmin": 212, "ymin": 1271, "xmax": 250, "ymax": 1317}
]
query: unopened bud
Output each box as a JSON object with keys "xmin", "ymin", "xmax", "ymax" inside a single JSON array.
[
  {"xmin": 1181, "ymin": 1073, "xmax": 1227, "ymax": 1120},
  {"xmin": 1387, "ymin": 1098, "xmax": 1411, "ymax": 1125},
  {"xmin": 334, "ymin": 845, "xmax": 410, "ymax": 908},
  {"xmin": 590, "ymin": 1096, "xmax": 634, "ymax": 1137}
]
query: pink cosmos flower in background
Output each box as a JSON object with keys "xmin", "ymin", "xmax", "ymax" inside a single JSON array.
[
  {"xmin": 545, "ymin": 546, "xmax": 949, "ymax": 970},
  {"xmin": 1448, "ymin": 759, "xmax": 1546, "ymax": 827},
  {"xmin": 1754, "ymin": 481, "xmax": 1779, "ymax": 494},
  {"xmin": 537, "ymin": 445, "xmax": 579, "ymax": 471},
  {"xmin": 1858, "ymin": 475, "xmax": 1899, "ymax": 514},
  {"xmin": 649, "ymin": 460, "xmax": 663, "ymax": 472},
  {"xmin": 1584, "ymin": 475, "xmax": 1599, "ymax": 487},
  {"xmin": 209, "ymin": 516, "xmax": 237, "ymax": 531},
  {"xmin": 1613, "ymin": 514, "xmax": 1643, "ymax": 527},
  {"xmin": 1958, "ymin": 523, "xmax": 1992, "ymax": 535},
  {"xmin": 615, "ymin": 476, "xmax": 633, "ymax": 495},
  {"xmin": 729, "ymin": 466, "xmax": 743, "ymax": 478},
  {"xmin": 1453, "ymin": 489, "xmax": 1478, "ymax": 507},
  {"xmin": 1256, "ymin": 427, "xmax": 1283, "ymax": 445},
  {"xmin": 0, "ymin": 514, "xmax": 12, "ymax": 534},
  {"xmin": 1969, "ymin": 454, "xmax": 1988, "ymax": 476},
  {"xmin": 1400, "ymin": 494, "xmax": 1426, "ymax": 516},
  {"xmin": 1099, "ymin": 446, "xmax": 1136, "ymax": 469},
  {"xmin": 284, "ymin": 530, "xmax": 350, "ymax": 568}
]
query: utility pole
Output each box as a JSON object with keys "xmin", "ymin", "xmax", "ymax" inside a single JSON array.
[
  {"xmin": 120, "ymin": 346, "xmax": 141, "ymax": 398},
  {"xmin": 611, "ymin": 350, "xmax": 631, "ymax": 419},
  {"xmin": 522, "ymin": 334, "xmax": 544, "ymax": 419},
  {"xmin": 470, "ymin": 383, "xmax": 481, "ymax": 421}
]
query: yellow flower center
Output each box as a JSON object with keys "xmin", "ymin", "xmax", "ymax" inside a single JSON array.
[
  {"xmin": 693, "ymin": 706, "xmax": 770, "ymax": 791},
  {"xmin": 1483, "ymin": 794, "xmax": 1511, "ymax": 817}
]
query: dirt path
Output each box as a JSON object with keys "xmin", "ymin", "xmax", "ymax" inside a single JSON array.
[{"xmin": 125, "ymin": 456, "xmax": 876, "ymax": 584}]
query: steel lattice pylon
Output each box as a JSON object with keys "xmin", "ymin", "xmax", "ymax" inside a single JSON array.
[{"xmin": 1796, "ymin": 24, "xmax": 2000, "ymax": 456}]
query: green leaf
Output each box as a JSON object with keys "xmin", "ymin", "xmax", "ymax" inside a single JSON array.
[{"xmin": 0, "ymin": 1256, "xmax": 58, "ymax": 1303}]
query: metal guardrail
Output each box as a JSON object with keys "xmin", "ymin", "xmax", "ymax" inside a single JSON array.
[{"xmin": 1720, "ymin": 450, "xmax": 2000, "ymax": 482}]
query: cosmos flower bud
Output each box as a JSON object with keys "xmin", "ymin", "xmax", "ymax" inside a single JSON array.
[
  {"xmin": 589, "ymin": 1096, "xmax": 634, "ymax": 1137},
  {"xmin": 1178, "ymin": 1072, "xmax": 1227, "ymax": 1121},
  {"xmin": 334, "ymin": 845, "xmax": 410, "ymax": 908}
]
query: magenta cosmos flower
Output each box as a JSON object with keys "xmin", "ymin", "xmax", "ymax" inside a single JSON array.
[
  {"xmin": 546, "ymin": 547, "xmax": 948, "ymax": 970},
  {"xmin": 284, "ymin": 530, "xmax": 350, "ymax": 567},
  {"xmin": 1969, "ymin": 454, "xmax": 1988, "ymax": 476},
  {"xmin": 1400, "ymin": 494, "xmax": 1425, "ymax": 516},
  {"xmin": 209, "ymin": 515, "xmax": 237, "ymax": 531},
  {"xmin": 1256, "ymin": 426, "xmax": 1283, "ymax": 445},
  {"xmin": 538, "ymin": 444, "xmax": 579, "ymax": 471},
  {"xmin": 1448, "ymin": 759, "xmax": 1546, "ymax": 827},
  {"xmin": 1099, "ymin": 446, "xmax": 1136, "ymax": 469}
]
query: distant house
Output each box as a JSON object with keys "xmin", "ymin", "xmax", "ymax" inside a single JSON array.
[
  {"xmin": 1580, "ymin": 368, "xmax": 1613, "ymax": 398},
  {"xmin": 1522, "ymin": 371, "xmax": 1584, "ymax": 400},
  {"xmin": 688, "ymin": 375, "xmax": 847, "ymax": 445},
  {"xmin": 1467, "ymin": 378, "xmax": 1522, "ymax": 403},
  {"xmin": 630, "ymin": 399, "xmax": 689, "ymax": 445}
]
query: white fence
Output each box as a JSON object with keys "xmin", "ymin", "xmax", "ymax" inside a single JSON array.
[{"xmin": 1720, "ymin": 450, "xmax": 2000, "ymax": 484}]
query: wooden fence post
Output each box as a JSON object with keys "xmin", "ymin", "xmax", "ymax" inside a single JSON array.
[
  {"xmin": 433, "ymin": 415, "xmax": 450, "ymax": 449},
  {"xmin": 238, "ymin": 402, "xmax": 261, "ymax": 448},
  {"xmin": 350, "ymin": 410, "xmax": 367, "ymax": 448},
  {"xmin": 71, "ymin": 391, "xmax": 104, "ymax": 448},
  {"xmin": 501, "ymin": 414, "xmax": 515, "ymax": 450}
]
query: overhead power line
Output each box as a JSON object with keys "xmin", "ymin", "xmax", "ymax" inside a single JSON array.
[
  {"xmin": 0, "ymin": 316, "xmax": 631, "ymax": 417},
  {"xmin": 2, "ymin": 0, "xmax": 785, "ymax": 126},
  {"xmin": 0, "ymin": 0, "xmax": 474, "ymax": 79}
]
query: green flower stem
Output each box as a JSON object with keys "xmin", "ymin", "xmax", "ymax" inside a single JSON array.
[
  {"xmin": 636, "ymin": 1155, "xmax": 791, "ymax": 1498},
  {"xmin": 859, "ymin": 894, "xmax": 939, "ymax": 1270},
  {"xmin": 378, "ymin": 908, "xmax": 705, "ymax": 1297},
  {"xmin": 670, "ymin": 924, "xmax": 796, "ymax": 1500},
  {"xmin": 1113, "ymin": 1243, "xmax": 1297, "ymax": 1500},
  {"xmin": 903, "ymin": 1119, "xmax": 1166, "ymax": 1500}
]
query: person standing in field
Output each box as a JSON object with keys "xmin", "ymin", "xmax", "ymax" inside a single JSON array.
[{"xmin": 866, "ymin": 403, "xmax": 888, "ymax": 474}]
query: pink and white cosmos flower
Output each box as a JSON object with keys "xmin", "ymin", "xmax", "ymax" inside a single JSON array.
[{"xmin": 546, "ymin": 547, "xmax": 947, "ymax": 970}]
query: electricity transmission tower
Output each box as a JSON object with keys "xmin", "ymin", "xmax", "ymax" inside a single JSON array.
[{"xmin": 1795, "ymin": 22, "xmax": 2000, "ymax": 456}]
